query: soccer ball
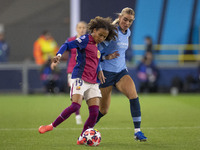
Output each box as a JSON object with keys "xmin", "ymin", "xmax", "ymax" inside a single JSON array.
[{"xmin": 82, "ymin": 128, "xmax": 101, "ymax": 146}]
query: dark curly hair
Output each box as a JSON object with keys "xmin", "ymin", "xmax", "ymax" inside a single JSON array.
[{"xmin": 87, "ymin": 16, "xmax": 118, "ymax": 41}]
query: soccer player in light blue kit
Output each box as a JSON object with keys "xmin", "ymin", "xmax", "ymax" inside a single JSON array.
[{"xmin": 96, "ymin": 7, "xmax": 147, "ymax": 141}]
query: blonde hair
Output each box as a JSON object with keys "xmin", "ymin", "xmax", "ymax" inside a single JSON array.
[
  {"xmin": 76, "ymin": 21, "xmax": 87, "ymax": 28},
  {"xmin": 113, "ymin": 7, "xmax": 135, "ymax": 24}
]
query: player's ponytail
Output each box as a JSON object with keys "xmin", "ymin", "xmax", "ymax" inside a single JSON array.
[{"xmin": 112, "ymin": 18, "xmax": 119, "ymax": 25}]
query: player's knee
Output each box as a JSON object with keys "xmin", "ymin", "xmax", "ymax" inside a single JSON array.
[
  {"xmin": 126, "ymin": 92, "xmax": 138, "ymax": 100},
  {"xmin": 100, "ymin": 108, "xmax": 109, "ymax": 115},
  {"xmin": 128, "ymin": 95, "xmax": 138, "ymax": 100},
  {"xmin": 74, "ymin": 105, "xmax": 81, "ymax": 112},
  {"xmin": 123, "ymin": 87, "xmax": 138, "ymax": 99},
  {"xmin": 72, "ymin": 102, "xmax": 81, "ymax": 112}
]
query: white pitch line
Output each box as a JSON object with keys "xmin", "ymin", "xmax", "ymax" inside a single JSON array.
[{"xmin": 0, "ymin": 126, "xmax": 200, "ymax": 131}]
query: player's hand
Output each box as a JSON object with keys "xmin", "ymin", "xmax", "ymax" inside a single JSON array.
[
  {"xmin": 52, "ymin": 55, "xmax": 61, "ymax": 63},
  {"xmin": 98, "ymin": 70, "xmax": 106, "ymax": 84},
  {"xmin": 50, "ymin": 62, "xmax": 58, "ymax": 70},
  {"xmin": 107, "ymin": 51, "xmax": 120, "ymax": 60}
]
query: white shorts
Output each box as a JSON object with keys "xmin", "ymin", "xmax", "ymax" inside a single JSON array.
[
  {"xmin": 70, "ymin": 78, "xmax": 102, "ymax": 101},
  {"xmin": 67, "ymin": 73, "xmax": 76, "ymax": 87}
]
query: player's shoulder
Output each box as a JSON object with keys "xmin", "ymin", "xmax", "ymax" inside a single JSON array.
[
  {"xmin": 76, "ymin": 34, "xmax": 89, "ymax": 44},
  {"xmin": 67, "ymin": 36, "xmax": 76, "ymax": 42},
  {"xmin": 118, "ymin": 27, "xmax": 131, "ymax": 37},
  {"xmin": 127, "ymin": 28, "xmax": 131, "ymax": 36}
]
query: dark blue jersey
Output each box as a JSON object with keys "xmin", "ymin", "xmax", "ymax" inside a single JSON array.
[{"xmin": 57, "ymin": 34, "xmax": 101, "ymax": 83}]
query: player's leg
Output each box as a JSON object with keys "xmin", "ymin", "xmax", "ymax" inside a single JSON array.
[
  {"xmin": 68, "ymin": 74, "xmax": 83, "ymax": 125},
  {"xmin": 38, "ymin": 94, "xmax": 83, "ymax": 134},
  {"xmin": 77, "ymin": 97, "xmax": 100, "ymax": 145},
  {"xmin": 52, "ymin": 94, "xmax": 83, "ymax": 127},
  {"xmin": 75, "ymin": 110, "xmax": 82, "ymax": 125},
  {"xmin": 77, "ymin": 83, "xmax": 101, "ymax": 145},
  {"xmin": 96, "ymin": 70, "xmax": 116, "ymax": 123},
  {"xmin": 39, "ymin": 78, "xmax": 84, "ymax": 134},
  {"xmin": 96, "ymin": 86, "xmax": 112, "ymax": 123},
  {"xmin": 116, "ymin": 75, "xmax": 147, "ymax": 141},
  {"xmin": 81, "ymin": 97, "xmax": 100, "ymax": 135}
]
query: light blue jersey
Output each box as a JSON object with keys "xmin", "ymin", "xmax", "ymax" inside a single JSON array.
[{"xmin": 99, "ymin": 26, "xmax": 131, "ymax": 73}]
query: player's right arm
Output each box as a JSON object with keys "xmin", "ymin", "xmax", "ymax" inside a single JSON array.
[
  {"xmin": 56, "ymin": 35, "xmax": 88, "ymax": 57},
  {"xmin": 51, "ymin": 35, "xmax": 89, "ymax": 70}
]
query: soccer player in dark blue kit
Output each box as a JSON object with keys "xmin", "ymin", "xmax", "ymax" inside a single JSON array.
[
  {"xmin": 38, "ymin": 16, "xmax": 118, "ymax": 145},
  {"xmin": 96, "ymin": 7, "xmax": 147, "ymax": 141}
]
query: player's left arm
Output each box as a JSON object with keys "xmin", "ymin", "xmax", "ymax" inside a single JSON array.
[
  {"xmin": 99, "ymin": 41, "xmax": 119, "ymax": 61},
  {"xmin": 101, "ymin": 51, "xmax": 120, "ymax": 61},
  {"xmin": 97, "ymin": 63, "xmax": 106, "ymax": 84}
]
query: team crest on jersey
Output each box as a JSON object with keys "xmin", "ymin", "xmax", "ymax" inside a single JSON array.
[
  {"xmin": 97, "ymin": 50, "xmax": 101, "ymax": 59},
  {"xmin": 76, "ymin": 86, "xmax": 81, "ymax": 90}
]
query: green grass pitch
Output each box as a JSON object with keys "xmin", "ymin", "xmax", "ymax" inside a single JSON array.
[{"xmin": 0, "ymin": 93, "xmax": 200, "ymax": 150}]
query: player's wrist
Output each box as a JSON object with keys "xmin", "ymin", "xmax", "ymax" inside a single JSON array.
[
  {"xmin": 102, "ymin": 55, "xmax": 106, "ymax": 60},
  {"xmin": 56, "ymin": 53, "xmax": 62, "ymax": 57},
  {"xmin": 102, "ymin": 55, "xmax": 109, "ymax": 60}
]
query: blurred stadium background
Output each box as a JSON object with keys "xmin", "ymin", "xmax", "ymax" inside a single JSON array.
[
  {"xmin": 1, "ymin": 1, "xmax": 200, "ymax": 150},
  {"xmin": 0, "ymin": 0, "xmax": 200, "ymax": 94}
]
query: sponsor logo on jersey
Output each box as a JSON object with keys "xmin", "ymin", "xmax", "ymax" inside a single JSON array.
[
  {"xmin": 76, "ymin": 38, "xmax": 82, "ymax": 43},
  {"xmin": 80, "ymin": 35, "xmax": 86, "ymax": 39},
  {"xmin": 76, "ymin": 35, "xmax": 86, "ymax": 43}
]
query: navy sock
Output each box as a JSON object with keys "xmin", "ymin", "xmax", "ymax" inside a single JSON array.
[
  {"xmin": 96, "ymin": 111, "xmax": 104, "ymax": 123},
  {"xmin": 129, "ymin": 97, "xmax": 141, "ymax": 128}
]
